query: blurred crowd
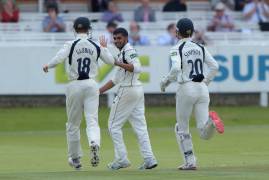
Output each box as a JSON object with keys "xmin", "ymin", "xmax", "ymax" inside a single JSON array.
[
  {"xmin": 0, "ymin": 0, "xmax": 19, "ymax": 22},
  {"xmin": 0, "ymin": 0, "xmax": 269, "ymax": 45}
]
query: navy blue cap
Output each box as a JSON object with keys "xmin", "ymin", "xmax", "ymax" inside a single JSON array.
[
  {"xmin": 176, "ymin": 18, "xmax": 194, "ymax": 36},
  {"xmin": 73, "ymin": 17, "xmax": 91, "ymax": 30}
]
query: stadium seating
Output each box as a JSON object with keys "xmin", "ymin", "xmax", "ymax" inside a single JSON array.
[
  {"xmin": 0, "ymin": 1, "xmax": 266, "ymax": 45},
  {"xmin": 0, "ymin": 11, "xmax": 260, "ymax": 34},
  {"xmin": 15, "ymin": 0, "xmax": 212, "ymax": 12}
]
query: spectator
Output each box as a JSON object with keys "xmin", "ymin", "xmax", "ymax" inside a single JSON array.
[
  {"xmin": 103, "ymin": 21, "xmax": 118, "ymax": 43},
  {"xmin": 157, "ymin": 23, "xmax": 178, "ymax": 45},
  {"xmin": 0, "ymin": 3, "xmax": 1, "ymax": 21},
  {"xmin": 211, "ymin": 0, "xmax": 235, "ymax": 10},
  {"xmin": 129, "ymin": 21, "xmax": 150, "ymax": 46},
  {"xmin": 45, "ymin": 0, "xmax": 59, "ymax": 7},
  {"xmin": 44, "ymin": 0, "xmax": 60, "ymax": 12},
  {"xmin": 88, "ymin": 0, "xmax": 109, "ymax": 12},
  {"xmin": 207, "ymin": 2, "xmax": 235, "ymax": 32},
  {"xmin": 0, "ymin": 0, "xmax": 19, "ymax": 23},
  {"xmin": 134, "ymin": 0, "xmax": 156, "ymax": 22},
  {"xmin": 243, "ymin": 0, "xmax": 269, "ymax": 23},
  {"xmin": 192, "ymin": 29, "xmax": 208, "ymax": 45},
  {"xmin": 101, "ymin": 1, "xmax": 123, "ymax": 22},
  {"xmin": 234, "ymin": 0, "xmax": 246, "ymax": 11},
  {"xmin": 42, "ymin": 3, "xmax": 66, "ymax": 32},
  {"xmin": 265, "ymin": 0, "xmax": 269, "ymax": 20},
  {"xmin": 163, "ymin": 0, "xmax": 187, "ymax": 12}
]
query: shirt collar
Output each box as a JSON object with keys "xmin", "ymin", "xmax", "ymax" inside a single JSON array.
[
  {"xmin": 178, "ymin": 37, "xmax": 191, "ymax": 44},
  {"xmin": 76, "ymin": 33, "xmax": 89, "ymax": 39},
  {"xmin": 179, "ymin": 37, "xmax": 191, "ymax": 42},
  {"xmin": 120, "ymin": 42, "xmax": 130, "ymax": 52}
]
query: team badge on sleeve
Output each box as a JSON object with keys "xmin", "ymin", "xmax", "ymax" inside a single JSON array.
[
  {"xmin": 130, "ymin": 53, "xmax": 138, "ymax": 59},
  {"xmin": 170, "ymin": 51, "xmax": 177, "ymax": 56}
]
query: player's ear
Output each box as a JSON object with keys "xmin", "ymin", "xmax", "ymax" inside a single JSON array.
[{"xmin": 176, "ymin": 30, "xmax": 180, "ymax": 39}]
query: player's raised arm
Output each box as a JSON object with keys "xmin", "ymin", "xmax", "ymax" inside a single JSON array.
[
  {"xmin": 99, "ymin": 36, "xmax": 115, "ymax": 65},
  {"xmin": 203, "ymin": 47, "xmax": 219, "ymax": 85}
]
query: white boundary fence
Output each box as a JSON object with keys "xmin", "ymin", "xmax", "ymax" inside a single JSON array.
[{"xmin": 0, "ymin": 43, "xmax": 268, "ymax": 106}]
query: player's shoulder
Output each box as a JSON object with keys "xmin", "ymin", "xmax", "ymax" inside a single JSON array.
[
  {"xmin": 65, "ymin": 39, "xmax": 82, "ymax": 47},
  {"xmin": 170, "ymin": 40, "xmax": 190, "ymax": 51},
  {"xmin": 169, "ymin": 43, "xmax": 180, "ymax": 55},
  {"xmin": 64, "ymin": 40, "xmax": 73, "ymax": 46},
  {"xmin": 60, "ymin": 40, "xmax": 73, "ymax": 49},
  {"xmin": 124, "ymin": 43, "xmax": 138, "ymax": 59},
  {"xmin": 190, "ymin": 40, "xmax": 205, "ymax": 48},
  {"xmin": 124, "ymin": 43, "xmax": 135, "ymax": 51},
  {"xmin": 88, "ymin": 39, "xmax": 101, "ymax": 46},
  {"xmin": 124, "ymin": 43, "xmax": 137, "ymax": 54}
]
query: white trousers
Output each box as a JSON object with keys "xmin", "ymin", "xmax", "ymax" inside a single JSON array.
[
  {"xmin": 175, "ymin": 81, "xmax": 212, "ymax": 165},
  {"xmin": 176, "ymin": 81, "xmax": 210, "ymax": 133},
  {"xmin": 108, "ymin": 86, "xmax": 155, "ymax": 163},
  {"xmin": 65, "ymin": 79, "xmax": 100, "ymax": 159}
]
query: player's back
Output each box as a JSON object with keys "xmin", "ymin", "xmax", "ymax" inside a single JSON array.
[
  {"xmin": 176, "ymin": 40, "xmax": 205, "ymax": 83},
  {"xmin": 68, "ymin": 38, "xmax": 101, "ymax": 81},
  {"xmin": 173, "ymin": 40, "xmax": 209, "ymax": 101}
]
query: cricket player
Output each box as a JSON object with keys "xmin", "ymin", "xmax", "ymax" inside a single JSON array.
[
  {"xmin": 160, "ymin": 18, "xmax": 224, "ymax": 170},
  {"xmin": 42, "ymin": 17, "xmax": 115, "ymax": 170},
  {"xmin": 99, "ymin": 28, "xmax": 157, "ymax": 170}
]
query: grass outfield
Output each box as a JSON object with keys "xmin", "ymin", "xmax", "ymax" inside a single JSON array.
[{"xmin": 0, "ymin": 106, "xmax": 269, "ymax": 180}]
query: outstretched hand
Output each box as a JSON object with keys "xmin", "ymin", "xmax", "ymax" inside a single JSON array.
[
  {"xmin": 99, "ymin": 35, "xmax": 108, "ymax": 48},
  {"xmin": 43, "ymin": 64, "xmax": 49, "ymax": 73},
  {"xmin": 160, "ymin": 77, "xmax": 170, "ymax": 92}
]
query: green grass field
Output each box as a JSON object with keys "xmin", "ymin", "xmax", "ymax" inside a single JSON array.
[{"xmin": 0, "ymin": 106, "xmax": 269, "ymax": 180}]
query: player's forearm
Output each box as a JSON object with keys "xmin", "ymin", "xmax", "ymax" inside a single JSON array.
[
  {"xmin": 205, "ymin": 63, "xmax": 219, "ymax": 83},
  {"xmin": 166, "ymin": 57, "xmax": 180, "ymax": 82},
  {"xmin": 99, "ymin": 80, "xmax": 115, "ymax": 94},
  {"xmin": 166, "ymin": 66, "xmax": 179, "ymax": 82},
  {"xmin": 44, "ymin": 59, "xmax": 61, "ymax": 71},
  {"xmin": 100, "ymin": 48, "xmax": 115, "ymax": 65},
  {"xmin": 115, "ymin": 61, "xmax": 134, "ymax": 72},
  {"xmin": 47, "ymin": 57, "xmax": 63, "ymax": 68},
  {"xmin": 47, "ymin": 60, "xmax": 59, "ymax": 68}
]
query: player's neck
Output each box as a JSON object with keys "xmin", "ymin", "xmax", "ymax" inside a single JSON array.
[
  {"xmin": 179, "ymin": 37, "xmax": 191, "ymax": 41},
  {"xmin": 76, "ymin": 33, "xmax": 88, "ymax": 38}
]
